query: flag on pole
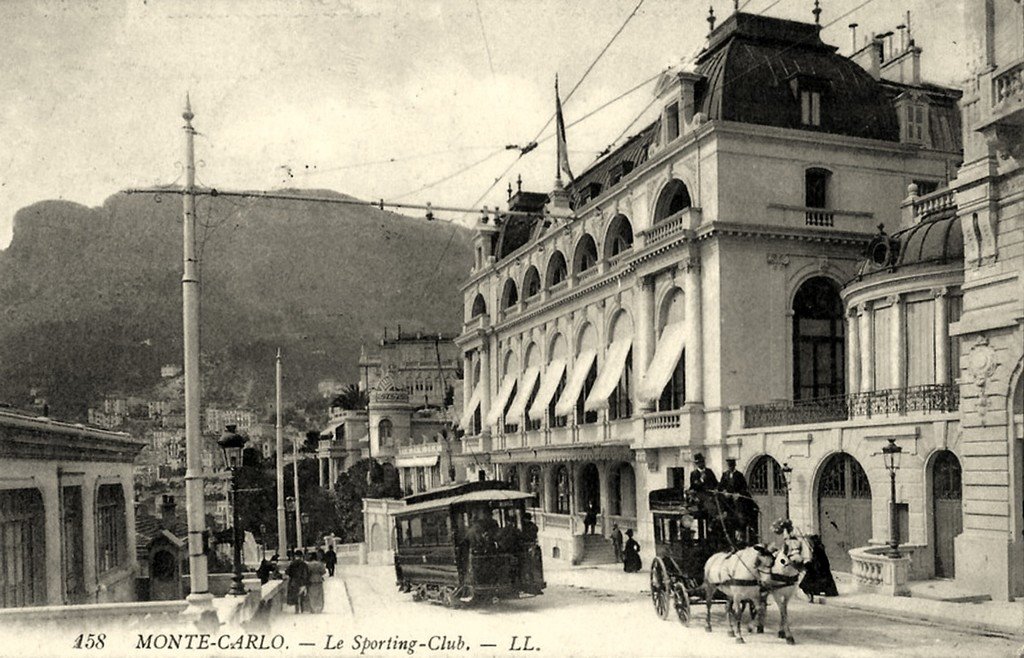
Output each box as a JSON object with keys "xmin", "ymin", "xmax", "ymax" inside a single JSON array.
[{"xmin": 555, "ymin": 75, "xmax": 574, "ymax": 183}]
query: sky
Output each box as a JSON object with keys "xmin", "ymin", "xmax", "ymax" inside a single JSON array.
[{"xmin": 0, "ymin": 0, "xmax": 968, "ymax": 249}]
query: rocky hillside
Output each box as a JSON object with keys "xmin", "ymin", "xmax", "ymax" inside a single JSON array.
[{"xmin": 0, "ymin": 189, "xmax": 473, "ymax": 418}]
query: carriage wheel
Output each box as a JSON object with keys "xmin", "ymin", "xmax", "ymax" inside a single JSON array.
[
  {"xmin": 649, "ymin": 558, "xmax": 671, "ymax": 620},
  {"xmin": 671, "ymin": 581, "xmax": 691, "ymax": 626}
]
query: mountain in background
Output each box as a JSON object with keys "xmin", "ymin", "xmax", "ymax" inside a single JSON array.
[{"xmin": 0, "ymin": 189, "xmax": 474, "ymax": 419}]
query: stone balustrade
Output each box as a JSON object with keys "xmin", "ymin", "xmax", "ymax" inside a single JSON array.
[
  {"xmin": 993, "ymin": 61, "xmax": 1023, "ymax": 108},
  {"xmin": 637, "ymin": 208, "xmax": 697, "ymax": 245},
  {"xmin": 849, "ymin": 545, "xmax": 911, "ymax": 597},
  {"xmin": 912, "ymin": 187, "xmax": 957, "ymax": 219}
]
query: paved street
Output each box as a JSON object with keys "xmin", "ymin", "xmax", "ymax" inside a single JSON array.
[{"xmin": 270, "ymin": 565, "xmax": 1023, "ymax": 657}]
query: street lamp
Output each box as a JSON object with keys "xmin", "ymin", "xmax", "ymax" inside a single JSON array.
[
  {"xmin": 780, "ymin": 462, "xmax": 793, "ymax": 517},
  {"xmin": 218, "ymin": 424, "xmax": 248, "ymax": 596},
  {"xmin": 286, "ymin": 496, "xmax": 296, "ymax": 548},
  {"xmin": 882, "ymin": 438, "xmax": 904, "ymax": 558}
]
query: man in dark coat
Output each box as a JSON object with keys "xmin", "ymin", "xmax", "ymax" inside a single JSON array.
[
  {"xmin": 324, "ymin": 547, "xmax": 337, "ymax": 577},
  {"xmin": 689, "ymin": 453, "xmax": 718, "ymax": 492},
  {"xmin": 718, "ymin": 458, "xmax": 749, "ymax": 496},
  {"xmin": 285, "ymin": 550, "xmax": 310, "ymax": 613},
  {"xmin": 611, "ymin": 524, "xmax": 624, "ymax": 562}
]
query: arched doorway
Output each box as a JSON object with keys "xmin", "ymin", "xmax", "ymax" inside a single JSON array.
[
  {"xmin": 748, "ymin": 455, "xmax": 788, "ymax": 541},
  {"xmin": 817, "ymin": 453, "xmax": 872, "ymax": 572},
  {"xmin": 578, "ymin": 463, "xmax": 600, "ymax": 513},
  {"xmin": 150, "ymin": 548, "xmax": 179, "ymax": 601},
  {"xmin": 527, "ymin": 465, "xmax": 543, "ymax": 508},
  {"xmin": 506, "ymin": 465, "xmax": 521, "ymax": 490},
  {"xmin": 931, "ymin": 450, "xmax": 962, "ymax": 578}
]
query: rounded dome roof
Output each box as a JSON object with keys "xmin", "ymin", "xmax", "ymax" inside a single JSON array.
[
  {"xmin": 694, "ymin": 13, "xmax": 899, "ymax": 142},
  {"xmin": 857, "ymin": 209, "xmax": 963, "ymax": 279}
]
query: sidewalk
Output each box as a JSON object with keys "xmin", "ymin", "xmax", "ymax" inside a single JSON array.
[
  {"xmin": 822, "ymin": 573, "xmax": 1024, "ymax": 639},
  {"xmin": 546, "ymin": 561, "xmax": 1024, "ymax": 639}
]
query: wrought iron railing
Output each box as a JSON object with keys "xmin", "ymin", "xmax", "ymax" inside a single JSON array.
[{"xmin": 741, "ymin": 384, "xmax": 959, "ymax": 429}]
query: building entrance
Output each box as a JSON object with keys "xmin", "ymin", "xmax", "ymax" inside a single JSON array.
[
  {"xmin": 931, "ymin": 450, "xmax": 962, "ymax": 578},
  {"xmin": 817, "ymin": 453, "xmax": 872, "ymax": 572}
]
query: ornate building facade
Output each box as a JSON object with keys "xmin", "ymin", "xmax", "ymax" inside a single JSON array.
[{"xmin": 456, "ymin": 10, "xmax": 964, "ymax": 568}]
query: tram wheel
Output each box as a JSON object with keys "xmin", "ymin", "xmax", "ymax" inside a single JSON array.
[
  {"xmin": 649, "ymin": 558, "xmax": 671, "ymax": 621},
  {"xmin": 671, "ymin": 582, "xmax": 691, "ymax": 626}
]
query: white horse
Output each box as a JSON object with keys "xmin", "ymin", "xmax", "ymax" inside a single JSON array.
[
  {"xmin": 753, "ymin": 536, "xmax": 811, "ymax": 644},
  {"xmin": 703, "ymin": 545, "xmax": 775, "ymax": 644}
]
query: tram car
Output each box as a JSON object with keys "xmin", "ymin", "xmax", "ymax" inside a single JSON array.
[
  {"xmin": 647, "ymin": 487, "xmax": 760, "ymax": 624},
  {"xmin": 393, "ymin": 480, "xmax": 545, "ymax": 606}
]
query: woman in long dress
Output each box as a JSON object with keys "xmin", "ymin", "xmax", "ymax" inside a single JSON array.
[
  {"xmin": 623, "ymin": 529, "xmax": 642, "ymax": 573},
  {"xmin": 305, "ymin": 551, "xmax": 327, "ymax": 613}
]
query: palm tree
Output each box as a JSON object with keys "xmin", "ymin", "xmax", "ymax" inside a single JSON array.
[{"xmin": 331, "ymin": 383, "xmax": 368, "ymax": 411}]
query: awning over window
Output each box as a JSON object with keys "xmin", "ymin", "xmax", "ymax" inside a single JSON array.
[
  {"xmin": 553, "ymin": 349, "xmax": 597, "ymax": 417},
  {"xmin": 484, "ymin": 373, "xmax": 518, "ymax": 427},
  {"xmin": 458, "ymin": 382, "xmax": 482, "ymax": 429},
  {"xmin": 584, "ymin": 338, "xmax": 633, "ymax": 411},
  {"xmin": 505, "ymin": 366, "xmax": 540, "ymax": 423},
  {"xmin": 638, "ymin": 322, "xmax": 686, "ymax": 402},
  {"xmin": 528, "ymin": 359, "xmax": 566, "ymax": 421},
  {"xmin": 395, "ymin": 454, "xmax": 440, "ymax": 468}
]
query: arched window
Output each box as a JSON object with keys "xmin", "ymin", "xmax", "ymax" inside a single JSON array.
[
  {"xmin": 522, "ymin": 266, "xmax": 541, "ymax": 300},
  {"xmin": 471, "ymin": 294, "xmax": 487, "ymax": 318},
  {"xmin": 653, "ymin": 179, "xmax": 691, "ymax": 223},
  {"xmin": 500, "ymin": 279, "xmax": 519, "ymax": 310},
  {"xmin": 657, "ymin": 288, "xmax": 686, "ymax": 411},
  {"xmin": 546, "ymin": 251, "xmax": 568, "ymax": 287},
  {"xmin": 527, "ymin": 465, "xmax": 543, "ymax": 504},
  {"xmin": 378, "ymin": 419, "xmax": 393, "ymax": 446},
  {"xmin": 793, "ymin": 277, "xmax": 845, "ymax": 400},
  {"xmin": 805, "ymin": 168, "xmax": 831, "ymax": 209},
  {"xmin": 555, "ymin": 465, "xmax": 570, "ymax": 514},
  {"xmin": 604, "ymin": 215, "xmax": 634, "ymax": 259},
  {"xmin": 572, "ymin": 235, "xmax": 598, "ymax": 274}
]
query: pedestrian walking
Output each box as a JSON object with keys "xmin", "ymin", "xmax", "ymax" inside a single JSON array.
[
  {"xmin": 623, "ymin": 528, "xmax": 642, "ymax": 573},
  {"xmin": 305, "ymin": 550, "xmax": 326, "ymax": 613},
  {"xmin": 611, "ymin": 524, "xmax": 624, "ymax": 562},
  {"xmin": 324, "ymin": 546, "xmax": 337, "ymax": 577},
  {"xmin": 285, "ymin": 549, "xmax": 310, "ymax": 613}
]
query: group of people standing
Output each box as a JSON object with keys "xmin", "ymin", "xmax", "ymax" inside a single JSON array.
[
  {"xmin": 266, "ymin": 546, "xmax": 337, "ymax": 614},
  {"xmin": 609, "ymin": 524, "xmax": 642, "ymax": 573}
]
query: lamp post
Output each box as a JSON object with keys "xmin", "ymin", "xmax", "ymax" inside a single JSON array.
[
  {"xmin": 301, "ymin": 512, "xmax": 310, "ymax": 552},
  {"xmin": 882, "ymin": 438, "xmax": 904, "ymax": 558},
  {"xmin": 286, "ymin": 496, "xmax": 295, "ymax": 548},
  {"xmin": 218, "ymin": 424, "xmax": 248, "ymax": 596}
]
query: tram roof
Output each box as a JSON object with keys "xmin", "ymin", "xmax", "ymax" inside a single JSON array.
[
  {"xmin": 396, "ymin": 487, "xmax": 535, "ymax": 516},
  {"xmin": 648, "ymin": 487, "xmax": 689, "ymax": 512}
]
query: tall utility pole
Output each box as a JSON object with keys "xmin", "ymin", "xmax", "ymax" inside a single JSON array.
[
  {"xmin": 275, "ymin": 349, "xmax": 287, "ymax": 555},
  {"xmin": 181, "ymin": 96, "xmax": 213, "ymax": 614},
  {"xmin": 293, "ymin": 432, "xmax": 303, "ymax": 550}
]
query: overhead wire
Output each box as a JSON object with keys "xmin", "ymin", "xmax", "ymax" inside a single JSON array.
[{"xmin": 474, "ymin": 0, "xmax": 496, "ymax": 77}]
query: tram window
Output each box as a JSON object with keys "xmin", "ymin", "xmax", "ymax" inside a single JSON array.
[
  {"xmin": 396, "ymin": 522, "xmax": 404, "ymax": 547},
  {"xmin": 654, "ymin": 517, "xmax": 663, "ymax": 542},
  {"xmin": 668, "ymin": 518, "xmax": 680, "ymax": 543},
  {"xmin": 408, "ymin": 517, "xmax": 423, "ymax": 546}
]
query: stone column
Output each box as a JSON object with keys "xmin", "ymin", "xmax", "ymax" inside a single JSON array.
[
  {"xmin": 41, "ymin": 477, "xmax": 62, "ymax": 603},
  {"xmin": 81, "ymin": 478, "xmax": 97, "ymax": 602},
  {"xmin": 846, "ymin": 307, "xmax": 860, "ymax": 395},
  {"xmin": 890, "ymin": 295, "xmax": 905, "ymax": 390},
  {"xmin": 479, "ymin": 342, "xmax": 492, "ymax": 434},
  {"xmin": 318, "ymin": 457, "xmax": 325, "ymax": 487},
  {"xmin": 328, "ymin": 458, "xmax": 339, "ymax": 491},
  {"xmin": 934, "ymin": 288, "xmax": 949, "ymax": 385},
  {"xmin": 542, "ymin": 464, "xmax": 556, "ymax": 512},
  {"xmin": 859, "ymin": 303, "xmax": 874, "ymax": 393},
  {"xmin": 636, "ymin": 276, "xmax": 656, "ymax": 412},
  {"xmin": 683, "ymin": 259, "xmax": 703, "ymax": 404},
  {"xmin": 598, "ymin": 462, "xmax": 612, "ymax": 536}
]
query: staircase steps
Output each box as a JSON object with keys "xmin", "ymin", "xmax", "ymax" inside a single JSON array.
[{"xmin": 578, "ymin": 534, "xmax": 618, "ymax": 565}]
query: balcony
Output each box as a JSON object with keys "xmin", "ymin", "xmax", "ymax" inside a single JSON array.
[
  {"xmin": 741, "ymin": 384, "xmax": 959, "ymax": 429},
  {"xmin": 637, "ymin": 207, "xmax": 700, "ymax": 248},
  {"xmin": 766, "ymin": 204, "xmax": 873, "ymax": 232},
  {"xmin": 397, "ymin": 441, "xmax": 445, "ymax": 457},
  {"xmin": 992, "ymin": 61, "xmax": 1023, "ymax": 117},
  {"xmin": 461, "ymin": 434, "xmax": 491, "ymax": 453},
  {"xmin": 574, "ymin": 422, "xmax": 601, "ymax": 444},
  {"xmin": 911, "ymin": 187, "xmax": 956, "ymax": 221}
]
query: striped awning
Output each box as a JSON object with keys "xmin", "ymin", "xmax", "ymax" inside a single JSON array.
[{"xmin": 584, "ymin": 338, "xmax": 633, "ymax": 411}]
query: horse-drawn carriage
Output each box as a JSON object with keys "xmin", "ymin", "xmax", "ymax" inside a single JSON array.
[
  {"xmin": 393, "ymin": 480, "xmax": 545, "ymax": 607},
  {"xmin": 647, "ymin": 486, "xmax": 805, "ymax": 644},
  {"xmin": 648, "ymin": 487, "xmax": 757, "ymax": 625}
]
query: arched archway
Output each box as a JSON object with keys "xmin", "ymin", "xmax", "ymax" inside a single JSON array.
[
  {"xmin": 471, "ymin": 293, "xmax": 487, "ymax": 318},
  {"xmin": 748, "ymin": 455, "xmax": 789, "ymax": 541},
  {"xmin": 578, "ymin": 463, "xmax": 600, "ymax": 513},
  {"xmin": 527, "ymin": 465, "xmax": 544, "ymax": 507},
  {"xmin": 817, "ymin": 453, "xmax": 872, "ymax": 572},
  {"xmin": 546, "ymin": 251, "xmax": 568, "ymax": 288},
  {"xmin": 572, "ymin": 235, "xmax": 598, "ymax": 275},
  {"xmin": 378, "ymin": 419, "xmax": 393, "ymax": 447},
  {"xmin": 522, "ymin": 266, "xmax": 541, "ymax": 300},
  {"xmin": 653, "ymin": 179, "xmax": 692, "ymax": 223},
  {"xmin": 931, "ymin": 450, "xmax": 962, "ymax": 578},
  {"xmin": 370, "ymin": 522, "xmax": 385, "ymax": 552},
  {"xmin": 501, "ymin": 278, "xmax": 519, "ymax": 310},
  {"xmin": 793, "ymin": 276, "xmax": 845, "ymax": 400},
  {"xmin": 604, "ymin": 215, "xmax": 634, "ymax": 259}
]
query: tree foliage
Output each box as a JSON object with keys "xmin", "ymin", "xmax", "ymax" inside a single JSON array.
[{"xmin": 333, "ymin": 458, "xmax": 403, "ymax": 543}]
